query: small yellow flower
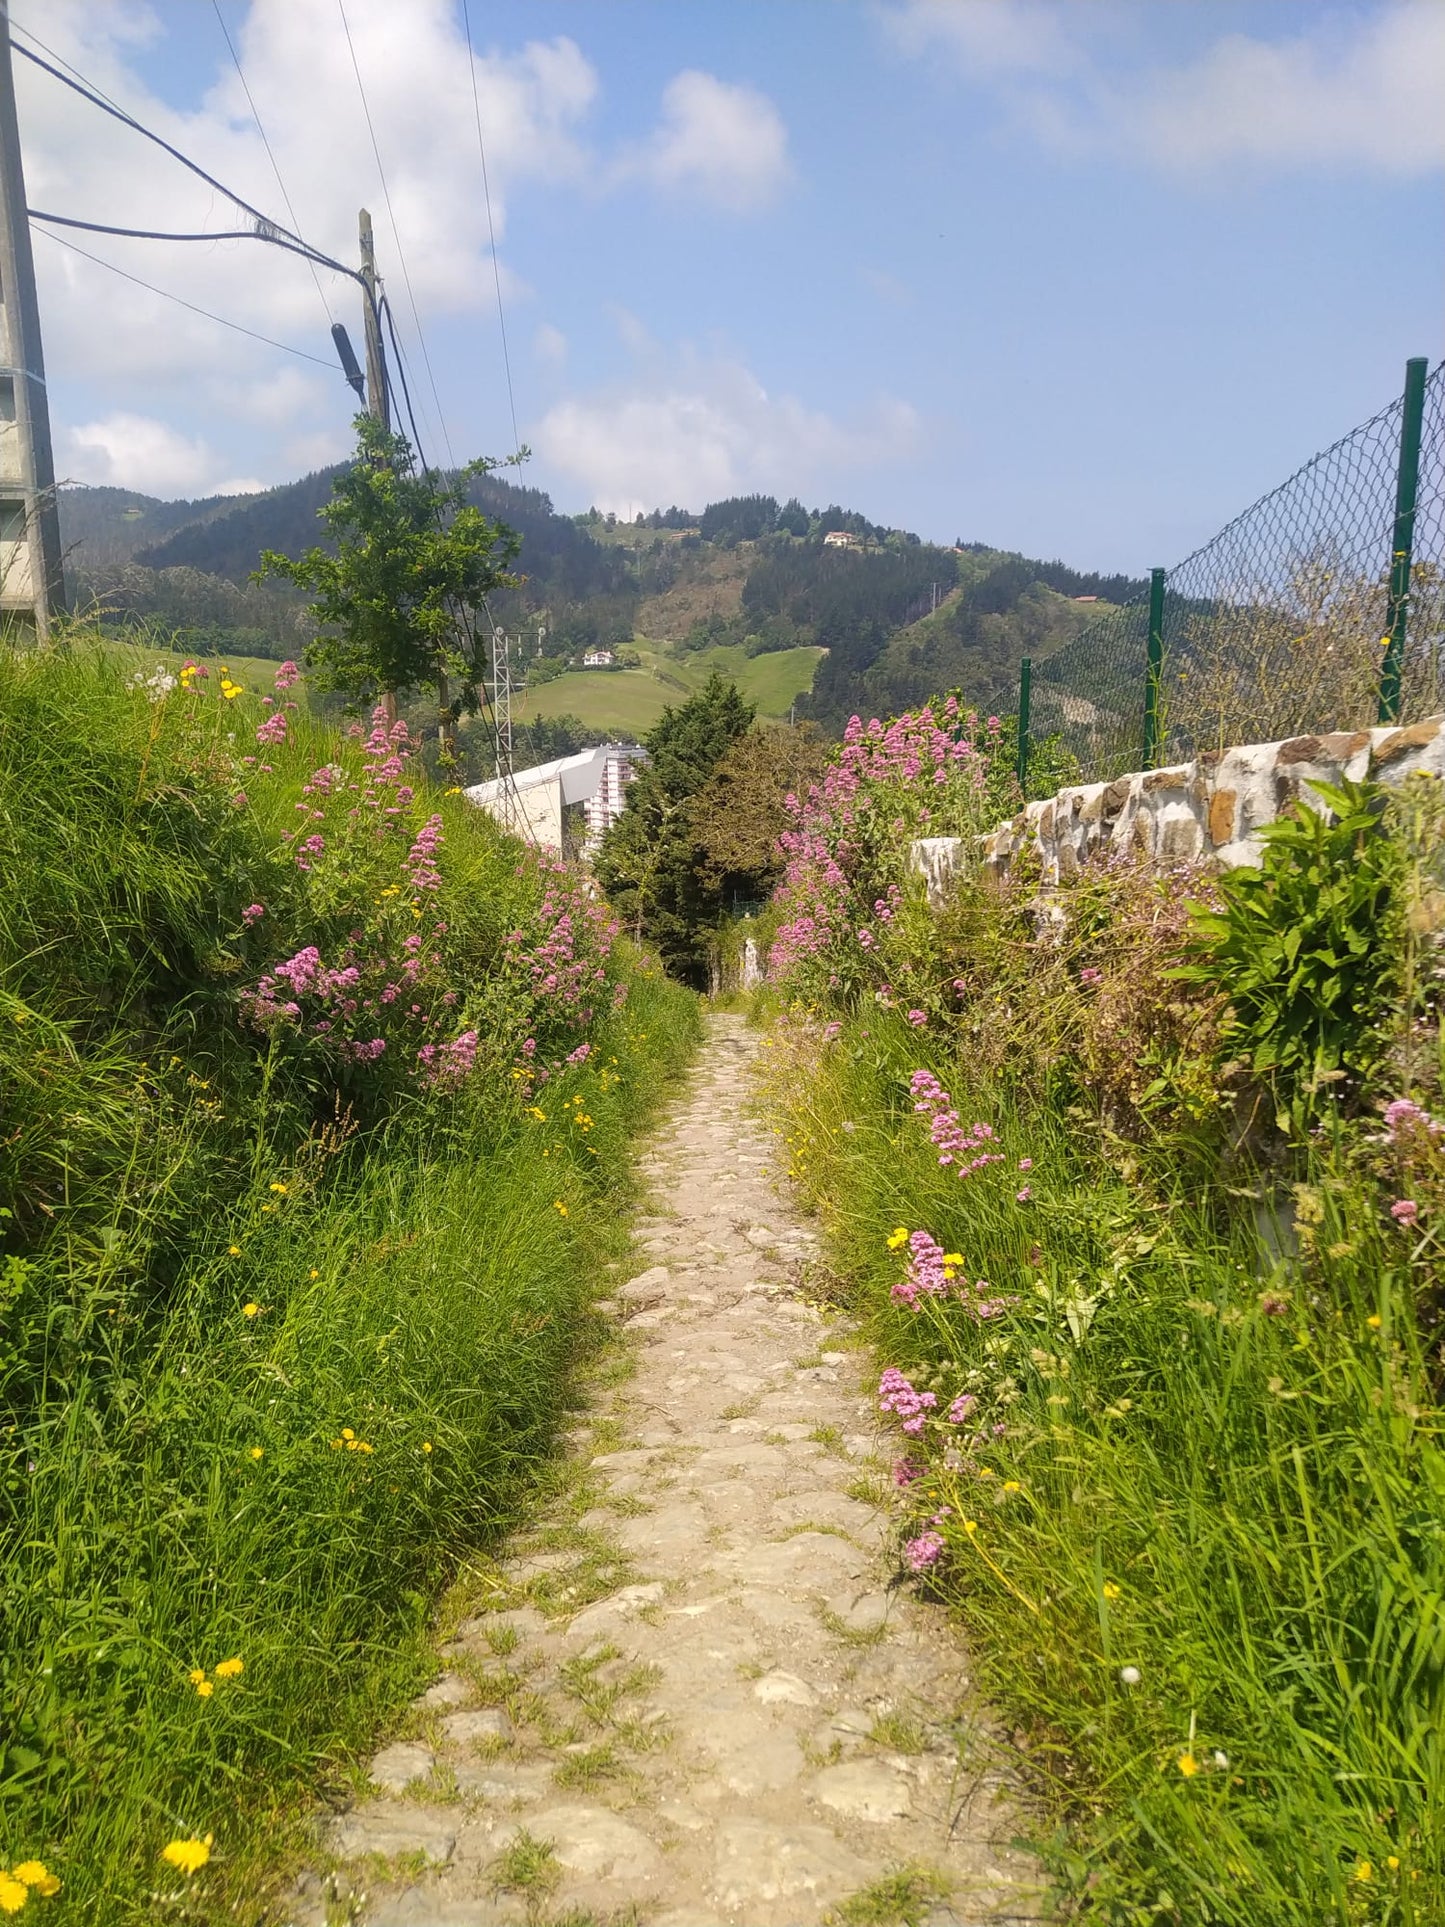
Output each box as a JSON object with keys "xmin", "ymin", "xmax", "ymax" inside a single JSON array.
[
  {"xmin": 961, "ymin": 1518, "xmax": 978, "ymax": 1534},
  {"xmin": 1367, "ymin": 1314, "xmax": 1382, "ymax": 1329},
  {"xmin": 268, "ymin": 1182, "xmax": 288, "ymax": 1195},
  {"xmin": 160, "ymin": 1835, "xmax": 212, "ymax": 1874},
  {"xmin": 242, "ymin": 1302, "xmax": 260, "ymax": 1318},
  {"xmin": 196, "ymin": 1677, "xmax": 214, "ymax": 1698},
  {"xmin": 1354, "ymin": 1860, "xmax": 1373, "ymax": 1882},
  {"xmin": 309, "ymin": 1268, "xmax": 320, "ymax": 1279},
  {"xmin": 1001, "ymin": 1480, "xmax": 1021, "ymax": 1494},
  {"xmin": 227, "ymin": 1245, "xmax": 241, "ymax": 1257},
  {"xmin": 941, "ymin": 1252, "xmax": 963, "ymax": 1266},
  {"xmin": 11, "ymin": 1863, "xmax": 59, "ymax": 1898},
  {"xmin": 554, "ymin": 1200, "xmax": 569, "ymax": 1216},
  {"xmin": 214, "ymin": 1657, "xmax": 243, "ymax": 1679},
  {"xmin": 886, "ymin": 1226, "xmax": 909, "ymax": 1250},
  {"xmin": 1102, "ymin": 1582, "xmax": 1121, "ymax": 1600},
  {"xmin": 188, "ymin": 1668, "xmax": 207, "ymax": 1687},
  {"xmin": 421, "ymin": 1441, "xmax": 433, "ymax": 1454},
  {"xmin": 1177, "ymin": 1752, "xmax": 1199, "ymax": 1777},
  {"xmin": 340, "ymin": 1428, "xmax": 355, "ymax": 1441},
  {"xmin": 0, "ymin": 1874, "xmax": 28, "ymax": 1913},
  {"xmin": 1387, "ymin": 1856, "xmax": 1400, "ymax": 1872},
  {"xmin": 248, "ymin": 1447, "xmax": 264, "ymax": 1461}
]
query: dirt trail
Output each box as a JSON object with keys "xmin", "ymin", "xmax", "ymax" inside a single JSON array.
[{"xmin": 290, "ymin": 1014, "xmax": 1044, "ymax": 1927}]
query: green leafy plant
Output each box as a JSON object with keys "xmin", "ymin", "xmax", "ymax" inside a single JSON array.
[{"xmin": 1174, "ymin": 776, "xmax": 1403, "ymax": 1098}]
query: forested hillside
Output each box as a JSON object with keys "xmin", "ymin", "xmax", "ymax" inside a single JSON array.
[{"xmin": 58, "ymin": 474, "xmax": 1140, "ymax": 734}]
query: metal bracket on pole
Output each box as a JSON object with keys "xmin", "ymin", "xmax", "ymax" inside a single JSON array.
[
  {"xmin": 1378, "ymin": 356, "xmax": 1429, "ymax": 725},
  {"xmin": 1143, "ymin": 567, "xmax": 1165, "ymax": 767}
]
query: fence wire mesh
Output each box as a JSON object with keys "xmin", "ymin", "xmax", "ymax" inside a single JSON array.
[{"xmin": 1025, "ymin": 361, "xmax": 1445, "ymax": 789}]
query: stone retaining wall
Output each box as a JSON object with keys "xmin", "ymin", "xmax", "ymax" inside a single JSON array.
[{"xmin": 910, "ymin": 716, "xmax": 1445, "ymax": 901}]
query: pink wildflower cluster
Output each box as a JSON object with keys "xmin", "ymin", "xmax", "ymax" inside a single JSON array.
[
  {"xmin": 904, "ymin": 1531, "xmax": 945, "ymax": 1572},
  {"xmin": 878, "ymin": 1365, "xmax": 937, "ymax": 1436},
  {"xmin": 768, "ymin": 700, "xmax": 1001, "ymax": 987},
  {"xmin": 909, "ymin": 1070, "xmax": 1003, "ymax": 1176},
  {"xmin": 417, "ymin": 1029, "xmax": 479, "ymax": 1088},
  {"xmin": 1384, "ymin": 1098, "xmax": 1443, "ymax": 1144},
  {"xmin": 506, "ymin": 855, "xmax": 621, "ymax": 1037},
  {"xmin": 891, "ymin": 1230, "xmax": 951, "ymax": 1306},
  {"xmin": 406, "ymin": 815, "xmax": 445, "ymax": 892}
]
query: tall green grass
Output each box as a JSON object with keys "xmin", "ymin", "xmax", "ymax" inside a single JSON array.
[
  {"xmin": 759, "ymin": 1014, "xmax": 1444, "ymax": 1924},
  {"xmin": 0, "ymin": 644, "xmax": 700, "ymax": 1918}
]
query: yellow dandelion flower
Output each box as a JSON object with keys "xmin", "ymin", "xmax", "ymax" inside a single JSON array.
[
  {"xmin": 554, "ymin": 1200, "xmax": 569, "ymax": 1216},
  {"xmin": 1102, "ymin": 1581, "xmax": 1121, "ymax": 1600},
  {"xmin": 188, "ymin": 1668, "xmax": 207, "ymax": 1687},
  {"xmin": 227, "ymin": 1245, "xmax": 241, "ymax": 1257},
  {"xmin": 1367, "ymin": 1314, "xmax": 1382, "ymax": 1329},
  {"xmin": 214, "ymin": 1657, "xmax": 243, "ymax": 1679},
  {"xmin": 12, "ymin": 1863, "xmax": 58, "ymax": 1895},
  {"xmin": 242, "ymin": 1302, "xmax": 260, "ymax": 1318},
  {"xmin": 268, "ymin": 1182, "xmax": 288, "ymax": 1195},
  {"xmin": 0, "ymin": 1874, "xmax": 28, "ymax": 1913},
  {"xmin": 160, "ymin": 1835, "xmax": 212, "ymax": 1874},
  {"xmin": 422, "ymin": 1442, "xmax": 433, "ymax": 1454},
  {"xmin": 1354, "ymin": 1860, "xmax": 1373, "ymax": 1882},
  {"xmin": 1001, "ymin": 1480, "xmax": 1021, "ymax": 1494},
  {"xmin": 248, "ymin": 1447, "xmax": 264, "ymax": 1461},
  {"xmin": 340, "ymin": 1428, "xmax": 355, "ymax": 1441},
  {"xmin": 961, "ymin": 1518, "xmax": 978, "ymax": 1534},
  {"xmin": 941, "ymin": 1252, "xmax": 964, "ymax": 1265},
  {"xmin": 886, "ymin": 1226, "xmax": 909, "ymax": 1250},
  {"xmin": 1387, "ymin": 1856, "xmax": 1400, "ymax": 1872},
  {"xmin": 1177, "ymin": 1752, "xmax": 1199, "ymax": 1777},
  {"xmin": 309, "ymin": 1269, "xmax": 320, "ymax": 1279},
  {"xmin": 195, "ymin": 1678, "xmax": 214, "ymax": 1698}
]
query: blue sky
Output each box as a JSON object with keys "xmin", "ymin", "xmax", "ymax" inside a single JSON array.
[{"xmin": 16, "ymin": 1, "xmax": 1445, "ymax": 571}]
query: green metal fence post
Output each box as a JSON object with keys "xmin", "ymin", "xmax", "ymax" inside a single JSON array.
[
  {"xmin": 1142, "ymin": 567, "xmax": 1165, "ymax": 766},
  {"xmin": 1378, "ymin": 355, "xmax": 1429, "ymax": 724},
  {"xmin": 1015, "ymin": 655, "xmax": 1031, "ymax": 795}
]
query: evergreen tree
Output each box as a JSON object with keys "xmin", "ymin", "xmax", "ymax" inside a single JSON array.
[{"xmin": 595, "ymin": 673, "xmax": 755, "ymax": 982}]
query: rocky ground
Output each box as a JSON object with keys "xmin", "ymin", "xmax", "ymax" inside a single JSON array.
[{"xmin": 286, "ymin": 1015, "xmax": 1046, "ymax": 1927}]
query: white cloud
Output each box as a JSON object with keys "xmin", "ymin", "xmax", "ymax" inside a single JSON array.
[
  {"xmin": 880, "ymin": 0, "xmax": 1445, "ymax": 173},
  {"xmin": 533, "ymin": 323, "xmax": 569, "ymax": 366},
  {"xmin": 618, "ymin": 70, "xmax": 791, "ymax": 211},
  {"xmin": 534, "ymin": 351, "xmax": 918, "ymax": 512},
  {"xmin": 56, "ymin": 412, "xmax": 262, "ymax": 497}
]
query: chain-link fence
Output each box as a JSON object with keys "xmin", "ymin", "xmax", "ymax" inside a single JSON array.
[{"xmin": 1021, "ymin": 359, "xmax": 1444, "ymax": 791}]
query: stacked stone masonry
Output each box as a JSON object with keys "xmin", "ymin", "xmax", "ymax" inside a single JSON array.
[{"xmin": 910, "ymin": 716, "xmax": 1445, "ymax": 901}]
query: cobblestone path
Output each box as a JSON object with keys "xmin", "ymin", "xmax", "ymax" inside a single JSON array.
[{"xmin": 291, "ymin": 1015, "xmax": 1044, "ymax": 1927}]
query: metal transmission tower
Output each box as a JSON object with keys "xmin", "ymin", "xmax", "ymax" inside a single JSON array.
[
  {"xmin": 493, "ymin": 627, "xmax": 513, "ymax": 786},
  {"xmin": 0, "ymin": 0, "xmax": 65, "ymax": 638}
]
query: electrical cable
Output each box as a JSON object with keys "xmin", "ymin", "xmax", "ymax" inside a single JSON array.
[
  {"xmin": 379, "ymin": 294, "xmax": 431, "ymax": 472},
  {"xmin": 26, "ymin": 206, "xmax": 361, "ymax": 282},
  {"xmin": 460, "ymin": 0, "xmax": 519, "ymax": 453},
  {"xmin": 335, "ymin": 0, "xmax": 455, "ymax": 468},
  {"xmin": 208, "ymin": 0, "xmax": 334, "ymax": 329},
  {"xmin": 34, "ymin": 226, "xmax": 336, "ymax": 367}
]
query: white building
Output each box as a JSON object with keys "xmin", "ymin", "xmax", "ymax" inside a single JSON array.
[
  {"xmin": 581, "ymin": 648, "xmax": 615, "ymax": 668},
  {"xmin": 464, "ymin": 743, "xmax": 646, "ymax": 857}
]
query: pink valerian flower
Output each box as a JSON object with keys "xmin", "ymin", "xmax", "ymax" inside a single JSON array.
[
  {"xmin": 1391, "ymin": 1199, "xmax": 1419, "ymax": 1225},
  {"xmin": 906, "ymin": 1009, "xmax": 928, "ymax": 1027},
  {"xmin": 946, "ymin": 1393, "xmax": 977, "ymax": 1425},
  {"xmin": 904, "ymin": 1531, "xmax": 945, "ymax": 1572},
  {"xmin": 273, "ymin": 659, "xmax": 302, "ymax": 692},
  {"xmin": 418, "ymin": 1029, "xmax": 479, "ymax": 1088},
  {"xmin": 1078, "ymin": 967, "xmax": 1102, "ymax": 986},
  {"xmin": 406, "ymin": 814, "xmax": 445, "ymax": 891},
  {"xmin": 822, "ymin": 1021, "xmax": 842, "ymax": 1041},
  {"xmin": 256, "ymin": 708, "xmax": 289, "ymax": 747},
  {"xmin": 1016, "ymin": 1186, "xmax": 1033, "ymax": 1203},
  {"xmin": 1018, "ymin": 1157, "xmax": 1033, "ymax": 1171},
  {"xmin": 565, "ymin": 1041, "xmax": 592, "ymax": 1065},
  {"xmin": 891, "ymin": 1230, "xmax": 952, "ymax": 1306},
  {"xmin": 878, "ymin": 1366, "xmax": 937, "ymax": 1435},
  {"xmin": 242, "ymin": 903, "xmax": 265, "ymax": 925},
  {"xmin": 909, "ymin": 1069, "xmax": 1004, "ymax": 1177},
  {"xmin": 892, "ymin": 1458, "xmax": 923, "ymax": 1487}
]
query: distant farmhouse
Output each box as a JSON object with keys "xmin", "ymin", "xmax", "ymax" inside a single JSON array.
[
  {"xmin": 580, "ymin": 648, "xmax": 615, "ymax": 668},
  {"xmin": 823, "ymin": 530, "xmax": 863, "ymax": 551},
  {"xmin": 464, "ymin": 743, "xmax": 646, "ymax": 858}
]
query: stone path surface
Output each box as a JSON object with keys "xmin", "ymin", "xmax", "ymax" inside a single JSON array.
[{"xmin": 289, "ymin": 1015, "xmax": 1045, "ymax": 1927}]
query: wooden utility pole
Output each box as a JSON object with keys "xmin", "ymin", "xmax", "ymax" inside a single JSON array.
[
  {"xmin": 0, "ymin": 0, "xmax": 65, "ymax": 638},
  {"xmin": 358, "ymin": 208, "xmax": 388, "ymax": 429}
]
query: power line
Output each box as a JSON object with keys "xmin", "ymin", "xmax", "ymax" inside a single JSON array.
[
  {"xmin": 12, "ymin": 34, "xmax": 304, "ymax": 248},
  {"xmin": 335, "ymin": 0, "xmax": 455, "ymax": 468},
  {"xmin": 27, "ymin": 207, "xmax": 358, "ymax": 282},
  {"xmin": 460, "ymin": 0, "xmax": 519, "ymax": 453},
  {"xmin": 208, "ymin": 0, "xmax": 334, "ymax": 329},
  {"xmin": 35, "ymin": 226, "xmax": 336, "ymax": 368},
  {"xmin": 380, "ymin": 293, "xmax": 430, "ymax": 471}
]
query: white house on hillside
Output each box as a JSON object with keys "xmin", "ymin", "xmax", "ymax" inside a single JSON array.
[{"xmin": 581, "ymin": 648, "xmax": 615, "ymax": 668}]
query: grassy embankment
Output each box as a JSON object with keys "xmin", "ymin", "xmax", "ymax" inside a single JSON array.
[
  {"xmin": 0, "ymin": 644, "xmax": 698, "ymax": 1920},
  {"xmin": 501, "ymin": 640, "xmax": 824, "ymax": 738},
  {"xmin": 755, "ymin": 706, "xmax": 1444, "ymax": 1923}
]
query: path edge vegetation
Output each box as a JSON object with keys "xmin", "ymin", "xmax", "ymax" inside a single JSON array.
[
  {"xmin": 751, "ymin": 704, "xmax": 1445, "ymax": 1923},
  {"xmin": 0, "ymin": 638, "xmax": 700, "ymax": 1920}
]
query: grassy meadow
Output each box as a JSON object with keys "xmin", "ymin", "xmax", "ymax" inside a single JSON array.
[{"xmin": 0, "ymin": 642, "xmax": 699, "ymax": 1920}]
